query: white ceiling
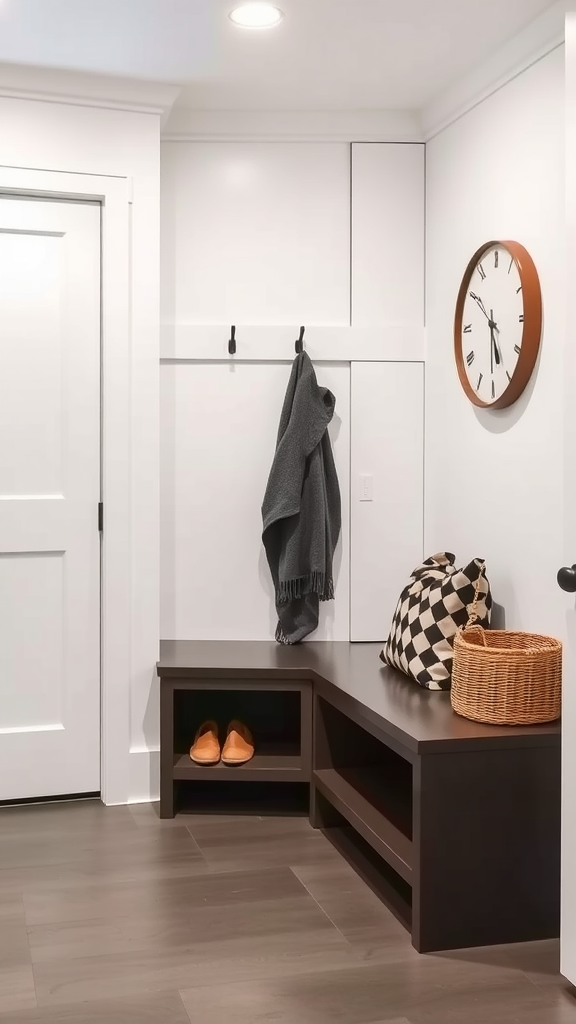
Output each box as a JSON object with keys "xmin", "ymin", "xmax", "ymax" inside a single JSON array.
[{"xmin": 0, "ymin": 0, "xmax": 558, "ymax": 112}]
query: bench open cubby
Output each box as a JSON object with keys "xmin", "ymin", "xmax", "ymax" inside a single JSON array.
[
  {"xmin": 312, "ymin": 695, "xmax": 413, "ymax": 907},
  {"xmin": 160, "ymin": 675, "xmax": 312, "ymax": 818},
  {"xmin": 310, "ymin": 668, "xmax": 561, "ymax": 953},
  {"xmin": 312, "ymin": 787, "xmax": 413, "ymax": 931}
]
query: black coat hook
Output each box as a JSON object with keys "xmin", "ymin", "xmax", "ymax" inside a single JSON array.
[
  {"xmin": 295, "ymin": 326, "xmax": 305, "ymax": 354},
  {"xmin": 228, "ymin": 325, "xmax": 236, "ymax": 355}
]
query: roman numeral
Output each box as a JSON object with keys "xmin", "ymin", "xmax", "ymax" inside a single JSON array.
[
  {"xmin": 463, "ymin": 323, "xmax": 472, "ymax": 333},
  {"xmin": 469, "ymin": 291, "xmax": 479, "ymax": 302},
  {"xmin": 508, "ymin": 257, "xmax": 514, "ymax": 274},
  {"xmin": 506, "ymin": 371, "xmax": 512, "ymax": 382},
  {"xmin": 476, "ymin": 373, "xmax": 483, "ymax": 391},
  {"xmin": 519, "ymin": 313, "xmax": 524, "ymax": 322},
  {"xmin": 514, "ymin": 344, "xmax": 521, "ymax": 355},
  {"xmin": 466, "ymin": 351, "xmax": 475, "ymax": 366},
  {"xmin": 516, "ymin": 285, "xmax": 522, "ymax": 294},
  {"xmin": 478, "ymin": 263, "xmax": 486, "ymax": 280},
  {"xmin": 494, "ymin": 250, "xmax": 499, "ymax": 269},
  {"xmin": 491, "ymin": 380, "xmax": 495, "ymax": 400}
]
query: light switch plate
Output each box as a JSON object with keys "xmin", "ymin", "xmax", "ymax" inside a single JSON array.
[{"xmin": 360, "ymin": 474, "xmax": 373, "ymax": 501}]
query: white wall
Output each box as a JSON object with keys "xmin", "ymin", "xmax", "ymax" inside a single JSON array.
[
  {"xmin": 0, "ymin": 95, "xmax": 161, "ymax": 803},
  {"xmin": 161, "ymin": 141, "xmax": 351, "ymax": 643},
  {"xmin": 425, "ymin": 46, "xmax": 566, "ymax": 638},
  {"xmin": 161, "ymin": 142, "xmax": 350, "ymax": 326},
  {"xmin": 161, "ymin": 360, "xmax": 350, "ymax": 641},
  {"xmin": 160, "ymin": 140, "xmax": 425, "ymax": 647}
]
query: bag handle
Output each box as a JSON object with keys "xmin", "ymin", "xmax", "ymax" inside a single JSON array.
[{"xmin": 465, "ymin": 561, "xmax": 487, "ymax": 629}]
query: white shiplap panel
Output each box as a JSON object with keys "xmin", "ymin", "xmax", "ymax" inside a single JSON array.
[
  {"xmin": 352, "ymin": 143, "xmax": 425, "ymax": 328},
  {"xmin": 350, "ymin": 361, "xmax": 424, "ymax": 641},
  {"xmin": 161, "ymin": 361, "xmax": 350, "ymax": 641},
  {"xmin": 161, "ymin": 141, "xmax": 351, "ymax": 327}
]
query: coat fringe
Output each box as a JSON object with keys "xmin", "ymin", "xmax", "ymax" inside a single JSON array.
[{"xmin": 277, "ymin": 571, "xmax": 335, "ymax": 604}]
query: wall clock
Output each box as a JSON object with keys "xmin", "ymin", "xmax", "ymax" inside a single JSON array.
[{"xmin": 454, "ymin": 240, "xmax": 542, "ymax": 410}]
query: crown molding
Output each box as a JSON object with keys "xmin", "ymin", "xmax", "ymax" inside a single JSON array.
[
  {"xmin": 161, "ymin": 108, "xmax": 424, "ymax": 143},
  {"xmin": 0, "ymin": 63, "xmax": 180, "ymax": 123},
  {"xmin": 421, "ymin": 1, "xmax": 568, "ymax": 140},
  {"xmin": 2, "ymin": 4, "xmax": 565, "ymax": 147}
]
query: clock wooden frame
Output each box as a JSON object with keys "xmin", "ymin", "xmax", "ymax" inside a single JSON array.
[{"xmin": 454, "ymin": 239, "xmax": 542, "ymax": 410}]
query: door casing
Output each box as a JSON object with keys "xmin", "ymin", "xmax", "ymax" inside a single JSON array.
[{"xmin": 0, "ymin": 166, "xmax": 133, "ymax": 806}]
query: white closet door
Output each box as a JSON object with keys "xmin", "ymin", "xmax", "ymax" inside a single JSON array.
[{"xmin": 0, "ymin": 197, "xmax": 101, "ymax": 801}]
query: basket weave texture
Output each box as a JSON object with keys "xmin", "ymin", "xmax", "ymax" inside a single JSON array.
[{"xmin": 451, "ymin": 625, "xmax": 562, "ymax": 726}]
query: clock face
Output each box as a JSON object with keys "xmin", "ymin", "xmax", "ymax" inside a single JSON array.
[{"xmin": 454, "ymin": 240, "xmax": 542, "ymax": 409}]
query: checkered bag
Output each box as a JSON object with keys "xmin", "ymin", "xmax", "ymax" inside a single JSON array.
[{"xmin": 380, "ymin": 553, "xmax": 492, "ymax": 691}]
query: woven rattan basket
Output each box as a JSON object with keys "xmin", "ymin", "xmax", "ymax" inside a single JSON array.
[{"xmin": 451, "ymin": 625, "xmax": 562, "ymax": 726}]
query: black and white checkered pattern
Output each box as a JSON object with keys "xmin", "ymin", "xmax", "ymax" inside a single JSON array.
[{"xmin": 380, "ymin": 553, "xmax": 492, "ymax": 691}]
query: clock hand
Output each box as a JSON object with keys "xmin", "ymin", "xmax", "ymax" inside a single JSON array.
[
  {"xmin": 470, "ymin": 292, "xmax": 490, "ymax": 319},
  {"xmin": 490, "ymin": 310, "xmax": 501, "ymax": 367},
  {"xmin": 490, "ymin": 326, "xmax": 500, "ymax": 368},
  {"xmin": 490, "ymin": 326, "xmax": 494, "ymax": 374},
  {"xmin": 469, "ymin": 292, "xmax": 500, "ymax": 371}
]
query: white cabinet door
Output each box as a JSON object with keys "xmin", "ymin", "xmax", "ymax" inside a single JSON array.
[{"xmin": 0, "ymin": 197, "xmax": 101, "ymax": 801}]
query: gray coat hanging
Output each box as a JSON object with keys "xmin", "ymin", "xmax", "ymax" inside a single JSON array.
[{"xmin": 262, "ymin": 351, "xmax": 341, "ymax": 644}]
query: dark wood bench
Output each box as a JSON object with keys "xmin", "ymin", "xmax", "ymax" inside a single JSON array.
[{"xmin": 157, "ymin": 640, "xmax": 560, "ymax": 953}]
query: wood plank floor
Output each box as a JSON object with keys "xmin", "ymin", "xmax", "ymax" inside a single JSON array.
[{"xmin": 0, "ymin": 798, "xmax": 574, "ymax": 1022}]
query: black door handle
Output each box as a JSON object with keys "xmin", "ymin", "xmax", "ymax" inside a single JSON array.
[{"xmin": 558, "ymin": 565, "xmax": 576, "ymax": 592}]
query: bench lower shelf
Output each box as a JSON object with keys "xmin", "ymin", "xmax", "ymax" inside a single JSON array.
[
  {"xmin": 313, "ymin": 767, "xmax": 412, "ymax": 883},
  {"xmin": 173, "ymin": 744, "xmax": 303, "ymax": 782}
]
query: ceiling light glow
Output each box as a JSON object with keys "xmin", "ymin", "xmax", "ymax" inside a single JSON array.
[{"xmin": 229, "ymin": 3, "xmax": 284, "ymax": 28}]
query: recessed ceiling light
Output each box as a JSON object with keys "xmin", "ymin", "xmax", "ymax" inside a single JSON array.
[{"xmin": 229, "ymin": 3, "xmax": 284, "ymax": 29}]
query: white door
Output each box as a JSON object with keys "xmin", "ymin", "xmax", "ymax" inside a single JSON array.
[
  {"xmin": 0, "ymin": 196, "xmax": 101, "ymax": 801},
  {"xmin": 562, "ymin": 610, "xmax": 576, "ymax": 984},
  {"xmin": 562, "ymin": 13, "xmax": 576, "ymax": 984}
]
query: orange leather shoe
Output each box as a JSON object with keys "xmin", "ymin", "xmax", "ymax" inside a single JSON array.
[
  {"xmin": 189, "ymin": 721, "xmax": 220, "ymax": 765},
  {"xmin": 221, "ymin": 720, "xmax": 254, "ymax": 766}
]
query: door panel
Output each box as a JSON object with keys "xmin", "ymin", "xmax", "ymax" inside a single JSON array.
[
  {"xmin": 0, "ymin": 231, "xmax": 63, "ymax": 494},
  {"xmin": 0, "ymin": 197, "xmax": 101, "ymax": 800}
]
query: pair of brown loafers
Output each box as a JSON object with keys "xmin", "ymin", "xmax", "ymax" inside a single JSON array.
[{"xmin": 189, "ymin": 720, "xmax": 254, "ymax": 766}]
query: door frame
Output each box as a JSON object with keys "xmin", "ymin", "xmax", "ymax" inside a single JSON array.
[{"xmin": 0, "ymin": 166, "xmax": 132, "ymax": 805}]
